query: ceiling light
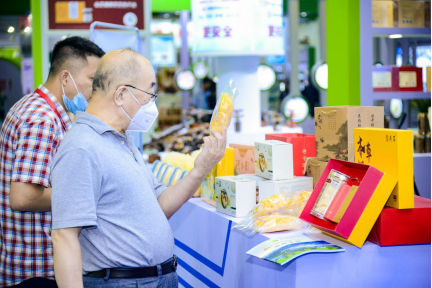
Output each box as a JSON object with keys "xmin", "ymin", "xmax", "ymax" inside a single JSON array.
[
  {"xmin": 7, "ymin": 26, "xmax": 14, "ymax": 33},
  {"xmin": 300, "ymin": 12, "xmax": 307, "ymax": 17},
  {"xmin": 24, "ymin": 27, "xmax": 31, "ymax": 33},
  {"xmin": 389, "ymin": 34, "xmax": 403, "ymax": 39},
  {"xmin": 163, "ymin": 13, "xmax": 170, "ymax": 19}
]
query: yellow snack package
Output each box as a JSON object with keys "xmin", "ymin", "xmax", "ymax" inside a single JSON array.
[
  {"xmin": 210, "ymin": 79, "xmax": 238, "ymax": 133},
  {"xmin": 254, "ymin": 214, "xmax": 308, "ymax": 233},
  {"xmin": 233, "ymin": 190, "xmax": 312, "ymax": 235}
]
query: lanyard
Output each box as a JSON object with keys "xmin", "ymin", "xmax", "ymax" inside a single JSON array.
[{"xmin": 35, "ymin": 88, "xmax": 67, "ymax": 131}]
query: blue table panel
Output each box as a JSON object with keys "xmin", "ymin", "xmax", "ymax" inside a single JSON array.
[{"xmin": 169, "ymin": 199, "xmax": 431, "ymax": 288}]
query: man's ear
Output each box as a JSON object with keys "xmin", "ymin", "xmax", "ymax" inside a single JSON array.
[
  {"xmin": 59, "ymin": 70, "xmax": 69, "ymax": 86},
  {"xmin": 114, "ymin": 86, "xmax": 127, "ymax": 106}
]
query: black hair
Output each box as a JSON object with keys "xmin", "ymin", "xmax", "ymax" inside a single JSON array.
[{"xmin": 48, "ymin": 36, "xmax": 105, "ymax": 76}]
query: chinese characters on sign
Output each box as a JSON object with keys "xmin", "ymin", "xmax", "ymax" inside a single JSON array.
[{"xmin": 192, "ymin": 0, "xmax": 284, "ymax": 55}]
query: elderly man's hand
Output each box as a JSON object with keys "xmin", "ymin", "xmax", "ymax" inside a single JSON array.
[{"xmin": 194, "ymin": 127, "xmax": 228, "ymax": 176}]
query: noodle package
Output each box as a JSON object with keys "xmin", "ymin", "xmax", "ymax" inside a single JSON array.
[
  {"xmin": 234, "ymin": 190, "xmax": 312, "ymax": 235},
  {"xmin": 210, "ymin": 79, "xmax": 238, "ymax": 133}
]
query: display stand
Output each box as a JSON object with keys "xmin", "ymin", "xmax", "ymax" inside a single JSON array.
[
  {"xmin": 170, "ymin": 198, "xmax": 431, "ymax": 288},
  {"xmin": 360, "ymin": 1, "xmax": 431, "ymax": 105}
]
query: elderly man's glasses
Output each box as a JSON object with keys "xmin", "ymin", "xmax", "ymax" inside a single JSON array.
[{"xmin": 125, "ymin": 84, "xmax": 157, "ymax": 103}]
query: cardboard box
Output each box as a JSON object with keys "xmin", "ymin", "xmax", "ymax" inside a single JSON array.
[
  {"xmin": 372, "ymin": 66, "xmax": 393, "ymax": 91},
  {"xmin": 392, "ymin": 66, "xmax": 423, "ymax": 92},
  {"xmin": 368, "ymin": 196, "xmax": 431, "ymax": 246},
  {"xmin": 265, "ymin": 133, "xmax": 316, "ymax": 176},
  {"xmin": 372, "ymin": 1, "xmax": 394, "ymax": 27},
  {"xmin": 229, "ymin": 143, "xmax": 255, "ymax": 175},
  {"xmin": 304, "ymin": 157, "xmax": 328, "ymax": 188},
  {"xmin": 235, "ymin": 174, "xmax": 267, "ymax": 203},
  {"xmin": 300, "ymin": 159, "xmax": 397, "ymax": 248},
  {"xmin": 258, "ymin": 177, "xmax": 313, "ymax": 202},
  {"xmin": 254, "ymin": 140, "xmax": 294, "ymax": 180},
  {"xmin": 215, "ymin": 176, "xmax": 257, "ymax": 217},
  {"xmin": 354, "ymin": 128, "xmax": 414, "ymax": 209},
  {"xmin": 427, "ymin": 66, "xmax": 431, "ymax": 92},
  {"xmin": 397, "ymin": 1, "xmax": 425, "ymax": 28},
  {"xmin": 314, "ymin": 106, "xmax": 384, "ymax": 162},
  {"xmin": 201, "ymin": 148, "xmax": 235, "ymax": 207}
]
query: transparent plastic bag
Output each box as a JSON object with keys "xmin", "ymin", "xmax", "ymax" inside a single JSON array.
[
  {"xmin": 233, "ymin": 190, "xmax": 312, "ymax": 235},
  {"xmin": 210, "ymin": 79, "xmax": 238, "ymax": 133},
  {"xmin": 254, "ymin": 214, "xmax": 308, "ymax": 233}
]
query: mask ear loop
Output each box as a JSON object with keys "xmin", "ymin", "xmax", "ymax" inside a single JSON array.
[{"xmin": 68, "ymin": 72, "xmax": 81, "ymax": 94}]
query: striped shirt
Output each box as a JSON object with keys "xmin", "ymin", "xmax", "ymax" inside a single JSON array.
[{"xmin": 0, "ymin": 85, "xmax": 72, "ymax": 287}]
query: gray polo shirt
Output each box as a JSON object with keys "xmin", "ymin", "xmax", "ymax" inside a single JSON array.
[{"xmin": 51, "ymin": 112, "xmax": 173, "ymax": 273}]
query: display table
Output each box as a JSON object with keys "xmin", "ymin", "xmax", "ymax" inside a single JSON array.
[{"xmin": 169, "ymin": 198, "xmax": 431, "ymax": 288}]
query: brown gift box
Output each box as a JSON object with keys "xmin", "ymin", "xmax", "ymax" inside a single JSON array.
[
  {"xmin": 314, "ymin": 106, "xmax": 384, "ymax": 162},
  {"xmin": 303, "ymin": 157, "xmax": 328, "ymax": 188}
]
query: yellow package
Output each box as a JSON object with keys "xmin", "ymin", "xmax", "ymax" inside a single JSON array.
[
  {"xmin": 253, "ymin": 191, "xmax": 312, "ymax": 217},
  {"xmin": 254, "ymin": 214, "xmax": 308, "ymax": 233},
  {"xmin": 210, "ymin": 79, "xmax": 238, "ymax": 133}
]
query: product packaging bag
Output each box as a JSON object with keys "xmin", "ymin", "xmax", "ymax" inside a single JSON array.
[
  {"xmin": 303, "ymin": 157, "xmax": 328, "ymax": 188},
  {"xmin": 314, "ymin": 106, "xmax": 384, "ymax": 162}
]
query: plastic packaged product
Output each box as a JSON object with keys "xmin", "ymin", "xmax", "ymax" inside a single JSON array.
[
  {"xmin": 254, "ymin": 214, "xmax": 308, "ymax": 233},
  {"xmin": 152, "ymin": 160, "xmax": 162, "ymax": 173},
  {"xmin": 254, "ymin": 190, "xmax": 312, "ymax": 217},
  {"xmin": 160, "ymin": 165, "xmax": 174, "ymax": 184},
  {"xmin": 210, "ymin": 79, "xmax": 238, "ymax": 133},
  {"xmin": 168, "ymin": 168, "xmax": 183, "ymax": 186},
  {"xmin": 310, "ymin": 170, "xmax": 350, "ymax": 220},
  {"xmin": 155, "ymin": 163, "xmax": 168, "ymax": 180},
  {"xmin": 234, "ymin": 190, "xmax": 312, "ymax": 235}
]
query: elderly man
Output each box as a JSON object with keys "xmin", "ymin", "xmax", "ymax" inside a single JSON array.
[{"xmin": 51, "ymin": 49, "xmax": 227, "ymax": 288}]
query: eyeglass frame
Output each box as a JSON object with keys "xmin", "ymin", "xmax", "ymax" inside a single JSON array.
[{"xmin": 124, "ymin": 84, "xmax": 158, "ymax": 104}]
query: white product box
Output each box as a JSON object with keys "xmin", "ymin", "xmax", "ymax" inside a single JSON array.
[
  {"xmin": 254, "ymin": 140, "xmax": 294, "ymax": 180},
  {"xmin": 258, "ymin": 177, "xmax": 313, "ymax": 202},
  {"xmin": 215, "ymin": 176, "xmax": 257, "ymax": 218},
  {"xmin": 233, "ymin": 174, "xmax": 267, "ymax": 204}
]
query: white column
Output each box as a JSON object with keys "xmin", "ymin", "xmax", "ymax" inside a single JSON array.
[{"xmin": 216, "ymin": 56, "xmax": 260, "ymax": 134}]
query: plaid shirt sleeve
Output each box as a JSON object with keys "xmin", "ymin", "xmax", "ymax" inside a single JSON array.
[{"xmin": 11, "ymin": 120, "xmax": 58, "ymax": 188}]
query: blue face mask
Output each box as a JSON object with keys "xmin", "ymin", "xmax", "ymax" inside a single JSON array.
[{"xmin": 61, "ymin": 72, "xmax": 88, "ymax": 114}]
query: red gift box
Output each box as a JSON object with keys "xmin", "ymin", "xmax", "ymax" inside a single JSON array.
[
  {"xmin": 372, "ymin": 66, "xmax": 393, "ymax": 92},
  {"xmin": 392, "ymin": 66, "xmax": 423, "ymax": 92},
  {"xmin": 300, "ymin": 159, "xmax": 397, "ymax": 248},
  {"xmin": 367, "ymin": 196, "xmax": 431, "ymax": 246},
  {"xmin": 265, "ymin": 133, "xmax": 316, "ymax": 176}
]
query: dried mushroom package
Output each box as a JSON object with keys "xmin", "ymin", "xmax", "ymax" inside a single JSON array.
[{"xmin": 210, "ymin": 79, "xmax": 239, "ymax": 133}]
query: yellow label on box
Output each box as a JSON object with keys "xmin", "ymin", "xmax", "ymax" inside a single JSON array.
[
  {"xmin": 427, "ymin": 67, "xmax": 431, "ymax": 92},
  {"xmin": 373, "ymin": 71, "xmax": 392, "ymax": 88},
  {"xmin": 372, "ymin": 1, "xmax": 394, "ymax": 27},
  {"xmin": 398, "ymin": 1, "xmax": 425, "ymax": 28},
  {"xmin": 354, "ymin": 128, "xmax": 414, "ymax": 209},
  {"xmin": 55, "ymin": 1, "xmax": 85, "ymax": 23},
  {"xmin": 399, "ymin": 71, "xmax": 417, "ymax": 88}
]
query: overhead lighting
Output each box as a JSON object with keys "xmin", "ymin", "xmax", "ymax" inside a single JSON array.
[
  {"xmin": 61, "ymin": 35, "xmax": 67, "ymax": 40},
  {"xmin": 300, "ymin": 12, "xmax": 307, "ymax": 17},
  {"xmin": 7, "ymin": 26, "xmax": 14, "ymax": 33},
  {"xmin": 174, "ymin": 11, "xmax": 180, "ymax": 15},
  {"xmin": 163, "ymin": 13, "xmax": 170, "ymax": 19},
  {"xmin": 389, "ymin": 34, "xmax": 403, "ymax": 39},
  {"xmin": 24, "ymin": 26, "xmax": 31, "ymax": 33}
]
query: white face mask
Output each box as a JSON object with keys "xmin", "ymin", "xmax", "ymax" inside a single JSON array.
[{"xmin": 120, "ymin": 88, "xmax": 158, "ymax": 132}]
